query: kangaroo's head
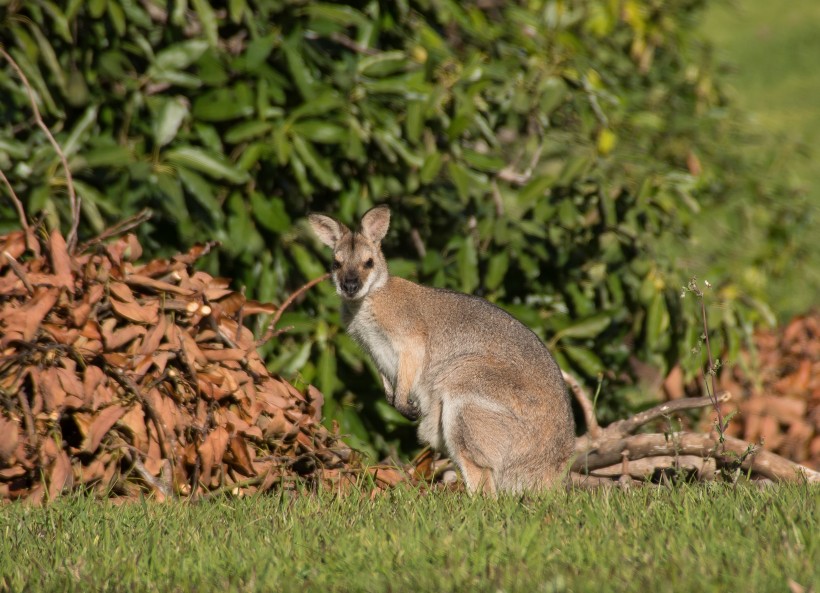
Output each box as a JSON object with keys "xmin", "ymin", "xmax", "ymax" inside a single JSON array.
[{"xmin": 308, "ymin": 205, "xmax": 391, "ymax": 301}]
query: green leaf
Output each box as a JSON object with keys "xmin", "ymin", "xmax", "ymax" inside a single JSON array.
[
  {"xmin": 164, "ymin": 146, "xmax": 249, "ymax": 184},
  {"xmin": 282, "ymin": 31, "xmax": 315, "ymax": 99},
  {"xmin": 316, "ymin": 345, "xmax": 337, "ymax": 398},
  {"xmin": 358, "ymin": 51, "xmax": 409, "ymax": 77},
  {"xmin": 250, "ymin": 193, "xmax": 291, "ymax": 233},
  {"xmin": 290, "ymin": 243, "xmax": 326, "ymax": 280},
  {"xmin": 550, "ymin": 313, "xmax": 612, "ymax": 346},
  {"xmin": 291, "ymin": 120, "xmax": 347, "ymax": 144},
  {"xmin": 193, "ymin": 85, "xmax": 254, "ymax": 122},
  {"xmin": 176, "ymin": 166, "xmax": 224, "ymax": 225},
  {"xmin": 190, "ymin": 0, "xmax": 219, "ymax": 48},
  {"xmin": 562, "ymin": 345, "xmax": 605, "ymax": 377},
  {"xmin": 62, "ymin": 105, "xmax": 98, "ymax": 157},
  {"xmin": 302, "ymin": 4, "xmax": 369, "ymax": 28},
  {"xmin": 645, "ymin": 292, "xmax": 669, "ymax": 352},
  {"xmin": 457, "ymin": 237, "xmax": 479, "ymax": 294},
  {"xmin": 153, "ymin": 96, "xmax": 189, "ymax": 147},
  {"xmin": 291, "ymin": 135, "xmax": 341, "ymax": 190},
  {"xmin": 154, "ymin": 40, "xmax": 209, "ymax": 71},
  {"xmin": 484, "ymin": 251, "xmax": 509, "ymax": 291},
  {"xmin": 225, "ymin": 121, "xmax": 272, "ymax": 144}
]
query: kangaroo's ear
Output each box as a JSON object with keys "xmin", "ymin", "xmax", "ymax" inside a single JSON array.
[
  {"xmin": 360, "ymin": 205, "xmax": 390, "ymax": 243},
  {"xmin": 308, "ymin": 214, "xmax": 348, "ymax": 248}
]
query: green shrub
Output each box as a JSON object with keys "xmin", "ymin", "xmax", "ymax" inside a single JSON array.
[{"xmin": 0, "ymin": 0, "xmax": 794, "ymax": 457}]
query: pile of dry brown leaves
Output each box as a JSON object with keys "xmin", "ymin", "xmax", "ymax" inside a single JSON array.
[
  {"xmin": 663, "ymin": 312, "xmax": 820, "ymax": 470},
  {"xmin": 0, "ymin": 227, "xmax": 405, "ymax": 504},
  {"xmin": 715, "ymin": 313, "xmax": 820, "ymax": 470}
]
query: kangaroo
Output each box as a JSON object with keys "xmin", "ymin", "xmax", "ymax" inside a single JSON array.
[{"xmin": 308, "ymin": 205, "xmax": 575, "ymax": 494}]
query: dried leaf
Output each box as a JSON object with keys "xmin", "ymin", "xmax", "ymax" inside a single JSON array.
[
  {"xmin": 109, "ymin": 281, "xmax": 136, "ymax": 303},
  {"xmin": 48, "ymin": 229, "xmax": 73, "ymax": 290},
  {"xmin": 199, "ymin": 426, "xmax": 230, "ymax": 483},
  {"xmin": 139, "ymin": 315, "xmax": 168, "ymax": 355},
  {"xmin": 110, "ymin": 298, "xmax": 159, "ymax": 324},
  {"xmin": 126, "ymin": 274, "xmax": 194, "ymax": 296},
  {"xmin": 0, "ymin": 416, "xmax": 19, "ymax": 462},
  {"xmin": 38, "ymin": 368, "xmax": 65, "ymax": 412},
  {"xmin": 201, "ymin": 348, "xmax": 246, "ymax": 362},
  {"xmin": 81, "ymin": 405, "xmax": 128, "ymax": 453},
  {"xmin": 226, "ymin": 434, "xmax": 256, "ymax": 477},
  {"xmin": 119, "ymin": 406, "xmax": 149, "ymax": 451},
  {"xmin": 105, "ymin": 324, "xmax": 147, "ymax": 351}
]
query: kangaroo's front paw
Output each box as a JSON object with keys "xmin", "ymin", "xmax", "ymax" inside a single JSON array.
[{"xmin": 394, "ymin": 397, "xmax": 420, "ymax": 421}]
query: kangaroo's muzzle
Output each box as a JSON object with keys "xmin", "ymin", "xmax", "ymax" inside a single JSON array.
[{"xmin": 340, "ymin": 274, "xmax": 361, "ymax": 297}]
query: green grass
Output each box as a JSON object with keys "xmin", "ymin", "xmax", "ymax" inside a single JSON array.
[{"xmin": 1, "ymin": 483, "xmax": 817, "ymax": 593}]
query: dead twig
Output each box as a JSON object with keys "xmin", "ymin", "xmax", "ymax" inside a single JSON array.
[
  {"xmin": 0, "ymin": 48, "xmax": 80, "ymax": 252},
  {"xmin": 604, "ymin": 392, "xmax": 731, "ymax": 440},
  {"xmin": 0, "ymin": 167, "xmax": 30, "ymax": 238},
  {"xmin": 76, "ymin": 209, "xmax": 152, "ymax": 253},
  {"xmin": 3, "ymin": 251, "xmax": 35, "ymax": 295},
  {"xmin": 257, "ymin": 273, "xmax": 330, "ymax": 346},
  {"xmin": 497, "ymin": 142, "xmax": 544, "ymax": 186},
  {"xmin": 562, "ymin": 370, "xmax": 601, "ymax": 438},
  {"xmin": 573, "ymin": 432, "xmax": 820, "ymax": 483}
]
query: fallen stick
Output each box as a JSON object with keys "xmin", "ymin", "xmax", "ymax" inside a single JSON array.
[
  {"xmin": 589, "ymin": 455, "xmax": 717, "ymax": 480},
  {"xmin": 573, "ymin": 432, "xmax": 820, "ymax": 483},
  {"xmin": 562, "ymin": 370, "xmax": 601, "ymax": 438},
  {"xmin": 574, "ymin": 391, "xmax": 732, "ymax": 452}
]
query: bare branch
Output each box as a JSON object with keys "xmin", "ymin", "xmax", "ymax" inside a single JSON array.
[
  {"xmin": 3, "ymin": 251, "xmax": 35, "ymax": 295},
  {"xmin": 0, "ymin": 47, "xmax": 80, "ymax": 251},
  {"xmin": 589, "ymin": 455, "xmax": 717, "ymax": 480},
  {"xmin": 562, "ymin": 370, "xmax": 601, "ymax": 438},
  {"xmin": 0, "ymin": 167, "xmax": 30, "ymax": 235},
  {"xmin": 257, "ymin": 273, "xmax": 330, "ymax": 346},
  {"xmin": 605, "ymin": 391, "xmax": 731, "ymax": 438},
  {"xmin": 573, "ymin": 432, "xmax": 820, "ymax": 483},
  {"xmin": 497, "ymin": 142, "xmax": 544, "ymax": 186},
  {"xmin": 77, "ymin": 209, "xmax": 152, "ymax": 253}
]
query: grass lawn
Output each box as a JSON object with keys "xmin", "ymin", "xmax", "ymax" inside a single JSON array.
[{"xmin": 1, "ymin": 483, "xmax": 817, "ymax": 593}]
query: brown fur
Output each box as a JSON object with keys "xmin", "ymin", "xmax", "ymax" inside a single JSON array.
[{"xmin": 308, "ymin": 206, "xmax": 576, "ymax": 494}]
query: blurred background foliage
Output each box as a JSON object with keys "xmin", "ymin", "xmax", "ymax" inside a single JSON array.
[{"xmin": 1, "ymin": 0, "xmax": 814, "ymax": 458}]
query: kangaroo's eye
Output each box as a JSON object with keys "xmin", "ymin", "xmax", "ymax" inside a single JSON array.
[
  {"xmin": 332, "ymin": 260, "xmax": 342, "ymax": 270},
  {"xmin": 364, "ymin": 258, "xmax": 374, "ymax": 269}
]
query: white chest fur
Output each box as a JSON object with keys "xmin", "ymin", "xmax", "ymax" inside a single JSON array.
[{"xmin": 344, "ymin": 301, "xmax": 399, "ymax": 385}]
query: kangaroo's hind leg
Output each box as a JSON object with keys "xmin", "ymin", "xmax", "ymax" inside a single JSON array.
[{"xmin": 440, "ymin": 396, "xmax": 515, "ymax": 495}]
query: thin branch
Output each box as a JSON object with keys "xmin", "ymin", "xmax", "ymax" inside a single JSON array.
[
  {"xmin": 76, "ymin": 209, "xmax": 152, "ymax": 253},
  {"xmin": 0, "ymin": 167, "xmax": 30, "ymax": 236},
  {"xmin": 581, "ymin": 75, "xmax": 609, "ymax": 128},
  {"xmin": 304, "ymin": 30, "xmax": 379, "ymax": 55},
  {"xmin": 589, "ymin": 455, "xmax": 716, "ymax": 480},
  {"xmin": 497, "ymin": 142, "xmax": 544, "ymax": 186},
  {"xmin": 604, "ymin": 392, "xmax": 731, "ymax": 439},
  {"xmin": 257, "ymin": 273, "xmax": 330, "ymax": 346},
  {"xmin": 699, "ymin": 292, "xmax": 723, "ymax": 428},
  {"xmin": 562, "ymin": 370, "xmax": 601, "ymax": 438},
  {"xmin": 3, "ymin": 251, "xmax": 35, "ymax": 295},
  {"xmin": 573, "ymin": 432, "xmax": 820, "ymax": 483},
  {"xmin": 0, "ymin": 47, "xmax": 80, "ymax": 251}
]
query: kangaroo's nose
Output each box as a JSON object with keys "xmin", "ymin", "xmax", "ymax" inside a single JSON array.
[{"xmin": 341, "ymin": 275, "xmax": 361, "ymax": 295}]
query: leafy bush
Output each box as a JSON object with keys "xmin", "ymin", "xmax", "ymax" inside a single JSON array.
[{"xmin": 0, "ymin": 0, "xmax": 795, "ymax": 457}]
